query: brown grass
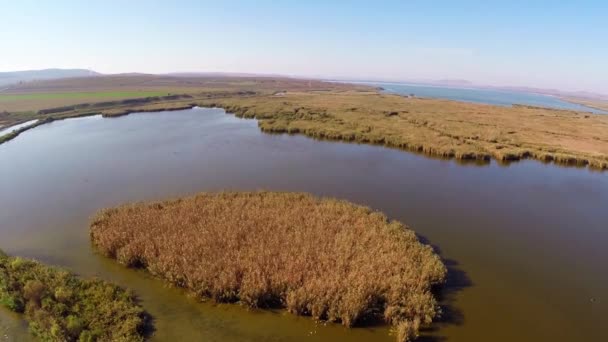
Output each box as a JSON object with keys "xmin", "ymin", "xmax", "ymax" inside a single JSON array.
[
  {"xmin": 200, "ymin": 91, "xmax": 608, "ymax": 170},
  {"xmin": 90, "ymin": 191, "xmax": 446, "ymax": 342}
]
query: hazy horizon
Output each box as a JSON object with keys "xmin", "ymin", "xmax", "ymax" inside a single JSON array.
[{"xmin": 2, "ymin": 1, "xmax": 607, "ymax": 94}]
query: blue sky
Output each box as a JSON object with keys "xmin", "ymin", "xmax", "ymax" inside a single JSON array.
[{"xmin": 1, "ymin": 0, "xmax": 607, "ymax": 93}]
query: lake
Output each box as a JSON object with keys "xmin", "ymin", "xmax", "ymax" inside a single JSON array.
[
  {"xmin": 0, "ymin": 108, "xmax": 606, "ymax": 341},
  {"xmin": 355, "ymin": 81, "xmax": 607, "ymax": 114}
]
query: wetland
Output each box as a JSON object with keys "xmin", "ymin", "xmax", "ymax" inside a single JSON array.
[{"xmin": 0, "ymin": 107, "xmax": 607, "ymax": 341}]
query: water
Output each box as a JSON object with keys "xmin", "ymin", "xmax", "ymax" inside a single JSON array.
[
  {"xmin": 356, "ymin": 81, "xmax": 607, "ymax": 114},
  {"xmin": 0, "ymin": 120, "xmax": 38, "ymax": 137},
  {"xmin": 0, "ymin": 108, "xmax": 606, "ymax": 342}
]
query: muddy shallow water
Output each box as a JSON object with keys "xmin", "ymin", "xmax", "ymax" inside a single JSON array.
[{"xmin": 0, "ymin": 108, "xmax": 606, "ymax": 341}]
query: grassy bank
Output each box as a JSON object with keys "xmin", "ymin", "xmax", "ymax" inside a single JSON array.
[
  {"xmin": 200, "ymin": 91, "xmax": 608, "ymax": 170},
  {"xmin": 0, "ymin": 250, "xmax": 147, "ymax": 341},
  {"xmin": 90, "ymin": 191, "xmax": 446, "ymax": 342}
]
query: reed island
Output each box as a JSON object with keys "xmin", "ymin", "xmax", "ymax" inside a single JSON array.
[{"xmin": 90, "ymin": 191, "xmax": 447, "ymax": 342}]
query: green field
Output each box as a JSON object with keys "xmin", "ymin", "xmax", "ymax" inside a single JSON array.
[
  {"xmin": 0, "ymin": 74, "xmax": 360, "ymax": 113},
  {"xmin": 0, "ymin": 91, "xmax": 169, "ymax": 102}
]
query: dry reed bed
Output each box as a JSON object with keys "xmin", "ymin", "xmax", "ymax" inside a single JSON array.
[
  {"xmin": 90, "ymin": 191, "xmax": 446, "ymax": 342},
  {"xmin": 201, "ymin": 91, "xmax": 608, "ymax": 170}
]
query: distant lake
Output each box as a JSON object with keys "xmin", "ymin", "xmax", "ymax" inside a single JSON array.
[{"xmin": 354, "ymin": 81, "xmax": 607, "ymax": 114}]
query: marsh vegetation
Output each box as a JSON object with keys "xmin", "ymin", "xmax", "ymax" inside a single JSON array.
[
  {"xmin": 0, "ymin": 250, "xmax": 147, "ymax": 341},
  {"xmin": 201, "ymin": 90, "xmax": 608, "ymax": 170},
  {"xmin": 90, "ymin": 191, "xmax": 446, "ymax": 342}
]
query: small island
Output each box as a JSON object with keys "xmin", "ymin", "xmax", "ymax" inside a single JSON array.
[
  {"xmin": 90, "ymin": 191, "xmax": 447, "ymax": 342},
  {"xmin": 0, "ymin": 250, "xmax": 148, "ymax": 341}
]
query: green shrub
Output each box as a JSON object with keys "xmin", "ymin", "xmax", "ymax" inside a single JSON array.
[{"xmin": 0, "ymin": 250, "xmax": 147, "ymax": 341}]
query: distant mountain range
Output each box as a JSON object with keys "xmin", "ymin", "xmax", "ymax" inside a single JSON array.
[{"xmin": 0, "ymin": 69, "xmax": 100, "ymax": 87}]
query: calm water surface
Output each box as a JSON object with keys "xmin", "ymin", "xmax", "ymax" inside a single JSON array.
[
  {"xmin": 358, "ymin": 81, "xmax": 608, "ymax": 114},
  {"xmin": 0, "ymin": 108, "xmax": 607, "ymax": 342}
]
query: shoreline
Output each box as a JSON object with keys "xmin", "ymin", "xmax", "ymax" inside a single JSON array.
[
  {"xmin": 1, "ymin": 98, "xmax": 607, "ymax": 171},
  {"xmin": 0, "ymin": 119, "xmax": 39, "ymax": 138},
  {"xmin": 560, "ymin": 96, "xmax": 608, "ymax": 113},
  {"xmin": 341, "ymin": 80, "xmax": 607, "ymax": 114},
  {"xmin": 0, "ymin": 93, "xmax": 608, "ymax": 171},
  {"xmin": 200, "ymin": 95, "xmax": 608, "ymax": 171}
]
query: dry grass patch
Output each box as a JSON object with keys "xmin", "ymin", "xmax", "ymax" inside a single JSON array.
[{"xmin": 90, "ymin": 191, "xmax": 446, "ymax": 342}]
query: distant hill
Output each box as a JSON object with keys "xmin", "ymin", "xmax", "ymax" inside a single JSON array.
[{"xmin": 0, "ymin": 69, "xmax": 100, "ymax": 87}]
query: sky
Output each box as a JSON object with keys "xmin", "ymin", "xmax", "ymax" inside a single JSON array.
[{"xmin": 1, "ymin": 0, "xmax": 607, "ymax": 93}]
